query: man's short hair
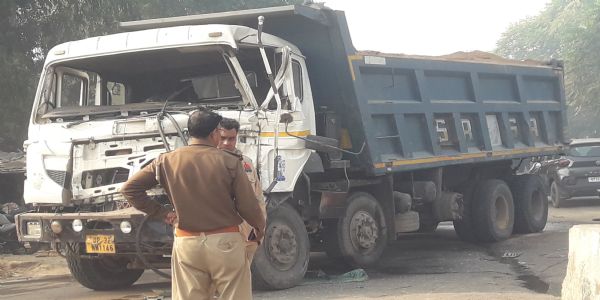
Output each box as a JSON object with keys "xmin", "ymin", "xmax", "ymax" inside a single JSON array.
[
  {"xmin": 188, "ymin": 108, "xmax": 223, "ymax": 138},
  {"xmin": 220, "ymin": 118, "xmax": 240, "ymax": 132}
]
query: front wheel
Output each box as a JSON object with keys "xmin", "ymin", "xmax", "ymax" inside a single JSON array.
[
  {"xmin": 251, "ymin": 203, "xmax": 310, "ymax": 290},
  {"xmin": 324, "ymin": 192, "xmax": 387, "ymax": 267},
  {"xmin": 66, "ymin": 245, "xmax": 143, "ymax": 290}
]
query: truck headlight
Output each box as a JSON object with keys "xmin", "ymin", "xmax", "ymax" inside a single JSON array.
[
  {"xmin": 26, "ymin": 221, "xmax": 42, "ymax": 238},
  {"xmin": 72, "ymin": 219, "xmax": 83, "ymax": 232},
  {"xmin": 50, "ymin": 220, "xmax": 63, "ymax": 234},
  {"xmin": 120, "ymin": 221, "xmax": 132, "ymax": 234}
]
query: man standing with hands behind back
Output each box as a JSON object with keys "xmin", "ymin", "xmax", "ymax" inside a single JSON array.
[
  {"xmin": 121, "ymin": 109, "xmax": 265, "ymax": 300},
  {"xmin": 218, "ymin": 118, "xmax": 266, "ymax": 261}
]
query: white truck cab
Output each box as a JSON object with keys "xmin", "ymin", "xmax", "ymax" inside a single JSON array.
[
  {"xmin": 18, "ymin": 20, "xmax": 321, "ymax": 291},
  {"xmin": 24, "ymin": 24, "xmax": 314, "ymax": 207}
]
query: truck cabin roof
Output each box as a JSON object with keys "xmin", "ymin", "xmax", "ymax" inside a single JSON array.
[{"xmin": 43, "ymin": 24, "xmax": 301, "ymax": 68}]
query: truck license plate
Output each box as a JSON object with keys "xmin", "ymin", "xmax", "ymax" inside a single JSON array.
[
  {"xmin": 26, "ymin": 221, "xmax": 42, "ymax": 238},
  {"xmin": 85, "ymin": 234, "xmax": 115, "ymax": 254},
  {"xmin": 588, "ymin": 177, "xmax": 600, "ymax": 183}
]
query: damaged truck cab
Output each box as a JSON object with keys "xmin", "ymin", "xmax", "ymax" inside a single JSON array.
[
  {"xmin": 17, "ymin": 5, "xmax": 567, "ymax": 291},
  {"xmin": 18, "ymin": 21, "xmax": 314, "ymax": 290}
]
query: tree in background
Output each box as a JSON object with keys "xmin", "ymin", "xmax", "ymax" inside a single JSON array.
[
  {"xmin": 0, "ymin": 0, "xmax": 301, "ymax": 151},
  {"xmin": 496, "ymin": 0, "xmax": 600, "ymax": 138}
]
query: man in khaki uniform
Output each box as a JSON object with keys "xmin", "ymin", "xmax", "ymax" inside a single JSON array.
[
  {"xmin": 121, "ymin": 109, "xmax": 265, "ymax": 300},
  {"xmin": 218, "ymin": 118, "xmax": 266, "ymax": 261}
]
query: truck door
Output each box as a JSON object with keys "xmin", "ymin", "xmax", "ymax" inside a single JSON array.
[{"xmin": 259, "ymin": 51, "xmax": 313, "ymax": 193}]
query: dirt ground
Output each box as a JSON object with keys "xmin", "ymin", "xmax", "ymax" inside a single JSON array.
[
  {"xmin": 0, "ymin": 251, "xmax": 69, "ymax": 281},
  {"xmin": 1, "ymin": 199, "xmax": 599, "ymax": 300}
]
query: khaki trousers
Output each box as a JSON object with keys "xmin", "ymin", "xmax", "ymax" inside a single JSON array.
[{"xmin": 171, "ymin": 232, "xmax": 251, "ymax": 300}]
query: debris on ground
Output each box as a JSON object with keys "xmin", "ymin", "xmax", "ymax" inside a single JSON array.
[
  {"xmin": 303, "ymin": 268, "xmax": 368, "ymax": 285},
  {"xmin": 502, "ymin": 251, "xmax": 522, "ymax": 259},
  {"xmin": 143, "ymin": 289, "xmax": 171, "ymax": 300}
]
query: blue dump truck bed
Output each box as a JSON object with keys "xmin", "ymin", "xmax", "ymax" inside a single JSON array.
[
  {"xmin": 121, "ymin": 5, "xmax": 566, "ymax": 175},
  {"xmin": 347, "ymin": 51, "xmax": 565, "ymax": 174}
]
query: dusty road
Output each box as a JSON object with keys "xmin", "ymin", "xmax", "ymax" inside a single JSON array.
[{"xmin": 1, "ymin": 199, "xmax": 599, "ymax": 300}]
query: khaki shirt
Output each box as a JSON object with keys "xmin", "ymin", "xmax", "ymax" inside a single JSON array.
[
  {"xmin": 235, "ymin": 150, "xmax": 267, "ymax": 242},
  {"xmin": 237, "ymin": 150, "xmax": 264, "ymax": 203},
  {"xmin": 121, "ymin": 141, "xmax": 265, "ymax": 234}
]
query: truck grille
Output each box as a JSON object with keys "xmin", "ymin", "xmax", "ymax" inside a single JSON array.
[
  {"xmin": 81, "ymin": 168, "xmax": 130, "ymax": 189},
  {"xmin": 46, "ymin": 170, "xmax": 67, "ymax": 187}
]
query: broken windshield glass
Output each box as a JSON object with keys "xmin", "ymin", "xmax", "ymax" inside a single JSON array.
[{"xmin": 36, "ymin": 46, "xmax": 273, "ymax": 121}]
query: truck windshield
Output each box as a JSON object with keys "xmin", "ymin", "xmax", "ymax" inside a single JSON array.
[{"xmin": 36, "ymin": 47, "xmax": 277, "ymax": 122}]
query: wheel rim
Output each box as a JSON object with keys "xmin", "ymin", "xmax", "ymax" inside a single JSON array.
[
  {"xmin": 494, "ymin": 195, "xmax": 510, "ymax": 230},
  {"xmin": 266, "ymin": 223, "xmax": 298, "ymax": 271},
  {"xmin": 531, "ymin": 189, "xmax": 545, "ymax": 221},
  {"xmin": 349, "ymin": 210, "xmax": 379, "ymax": 253}
]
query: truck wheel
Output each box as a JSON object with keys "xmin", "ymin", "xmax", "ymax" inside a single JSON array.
[
  {"xmin": 510, "ymin": 175, "xmax": 548, "ymax": 233},
  {"xmin": 453, "ymin": 184, "xmax": 479, "ymax": 242},
  {"xmin": 473, "ymin": 179, "xmax": 515, "ymax": 242},
  {"xmin": 550, "ymin": 181, "xmax": 563, "ymax": 208},
  {"xmin": 252, "ymin": 203, "xmax": 309, "ymax": 290},
  {"xmin": 66, "ymin": 245, "xmax": 143, "ymax": 290},
  {"xmin": 324, "ymin": 192, "xmax": 387, "ymax": 267}
]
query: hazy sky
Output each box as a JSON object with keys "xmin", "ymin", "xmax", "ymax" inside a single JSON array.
[{"xmin": 323, "ymin": 0, "xmax": 549, "ymax": 55}]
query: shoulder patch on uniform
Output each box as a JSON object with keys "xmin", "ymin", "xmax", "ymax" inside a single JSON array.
[{"xmin": 243, "ymin": 161, "xmax": 253, "ymax": 173}]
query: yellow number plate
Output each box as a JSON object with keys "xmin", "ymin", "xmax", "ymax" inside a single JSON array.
[{"xmin": 85, "ymin": 234, "xmax": 116, "ymax": 254}]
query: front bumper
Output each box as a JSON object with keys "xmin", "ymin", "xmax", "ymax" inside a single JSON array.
[
  {"xmin": 558, "ymin": 179, "xmax": 600, "ymax": 199},
  {"xmin": 15, "ymin": 207, "xmax": 173, "ymax": 254}
]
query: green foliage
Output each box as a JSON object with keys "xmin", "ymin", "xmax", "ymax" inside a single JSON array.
[
  {"xmin": 0, "ymin": 0, "xmax": 301, "ymax": 151},
  {"xmin": 496, "ymin": 0, "xmax": 600, "ymax": 138}
]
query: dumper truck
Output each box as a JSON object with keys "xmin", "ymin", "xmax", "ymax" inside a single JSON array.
[{"xmin": 16, "ymin": 4, "xmax": 566, "ymax": 291}]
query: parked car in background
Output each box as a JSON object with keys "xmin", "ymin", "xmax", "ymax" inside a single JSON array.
[{"xmin": 537, "ymin": 139, "xmax": 600, "ymax": 207}]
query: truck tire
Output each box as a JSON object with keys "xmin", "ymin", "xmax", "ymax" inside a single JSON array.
[
  {"xmin": 252, "ymin": 203, "xmax": 309, "ymax": 290},
  {"xmin": 510, "ymin": 175, "xmax": 548, "ymax": 233},
  {"xmin": 453, "ymin": 184, "xmax": 479, "ymax": 242},
  {"xmin": 324, "ymin": 192, "xmax": 387, "ymax": 267},
  {"xmin": 66, "ymin": 245, "xmax": 143, "ymax": 290},
  {"xmin": 550, "ymin": 181, "xmax": 563, "ymax": 208},
  {"xmin": 473, "ymin": 179, "xmax": 515, "ymax": 242}
]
